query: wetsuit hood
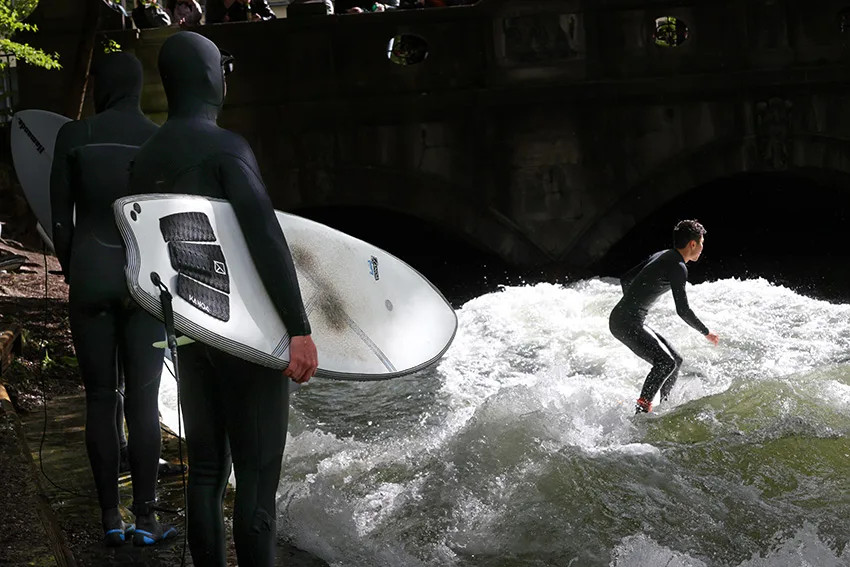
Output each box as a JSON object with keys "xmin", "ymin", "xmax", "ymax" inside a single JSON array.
[
  {"xmin": 92, "ymin": 51, "xmax": 145, "ymax": 114},
  {"xmin": 158, "ymin": 31, "xmax": 225, "ymax": 121}
]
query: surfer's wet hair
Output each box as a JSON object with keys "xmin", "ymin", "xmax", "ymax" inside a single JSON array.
[{"xmin": 673, "ymin": 219, "xmax": 706, "ymax": 249}]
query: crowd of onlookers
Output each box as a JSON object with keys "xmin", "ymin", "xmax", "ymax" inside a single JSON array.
[{"xmin": 121, "ymin": 0, "xmax": 478, "ymax": 29}]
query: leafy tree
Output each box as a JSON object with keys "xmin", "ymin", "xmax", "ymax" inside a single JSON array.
[{"xmin": 0, "ymin": 0, "xmax": 61, "ymax": 70}]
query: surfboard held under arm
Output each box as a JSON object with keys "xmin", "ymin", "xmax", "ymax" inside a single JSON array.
[{"xmin": 116, "ymin": 193, "xmax": 458, "ymax": 382}]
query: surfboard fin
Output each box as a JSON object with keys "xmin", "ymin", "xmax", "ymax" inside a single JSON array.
[{"xmin": 153, "ymin": 336, "xmax": 196, "ymax": 349}]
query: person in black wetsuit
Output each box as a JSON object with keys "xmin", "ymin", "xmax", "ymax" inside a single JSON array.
[
  {"xmin": 127, "ymin": 31, "xmax": 319, "ymax": 567},
  {"xmin": 609, "ymin": 219, "xmax": 719, "ymax": 414},
  {"xmin": 49, "ymin": 51, "xmax": 176, "ymax": 547}
]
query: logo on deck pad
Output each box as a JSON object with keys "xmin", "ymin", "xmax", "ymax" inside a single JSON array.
[
  {"xmin": 367, "ymin": 256, "xmax": 380, "ymax": 281},
  {"xmin": 213, "ymin": 260, "xmax": 227, "ymax": 275}
]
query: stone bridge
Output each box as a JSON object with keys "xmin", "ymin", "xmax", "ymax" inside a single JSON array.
[{"xmin": 16, "ymin": 0, "xmax": 850, "ymax": 273}]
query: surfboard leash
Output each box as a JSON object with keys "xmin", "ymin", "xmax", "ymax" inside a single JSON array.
[{"xmin": 150, "ymin": 271, "xmax": 188, "ymax": 567}]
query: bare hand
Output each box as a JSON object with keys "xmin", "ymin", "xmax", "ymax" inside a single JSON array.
[
  {"xmin": 705, "ymin": 332, "xmax": 719, "ymax": 346},
  {"xmin": 346, "ymin": 7, "xmax": 364, "ymax": 12},
  {"xmin": 284, "ymin": 335, "xmax": 319, "ymax": 384},
  {"xmin": 373, "ymin": 3, "xmax": 386, "ymax": 11}
]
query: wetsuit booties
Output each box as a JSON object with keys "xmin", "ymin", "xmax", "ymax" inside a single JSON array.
[
  {"xmin": 102, "ymin": 507, "xmax": 135, "ymax": 547},
  {"xmin": 131, "ymin": 501, "xmax": 178, "ymax": 546}
]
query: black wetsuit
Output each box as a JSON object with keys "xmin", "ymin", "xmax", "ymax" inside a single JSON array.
[
  {"xmin": 49, "ymin": 52, "xmax": 168, "ymax": 542},
  {"xmin": 609, "ymin": 249, "xmax": 709, "ymax": 406},
  {"xmin": 127, "ymin": 31, "xmax": 311, "ymax": 567}
]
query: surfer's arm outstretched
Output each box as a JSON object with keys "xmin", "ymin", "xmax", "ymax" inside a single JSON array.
[
  {"xmin": 218, "ymin": 151, "xmax": 318, "ymax": 382},
  {"xmin": 49, "ymin": 121, "xmax": 87, "ymax": 280},
  {"xmin": 669, "ymin": 263, "xmax": 717, "ymax": 344}
]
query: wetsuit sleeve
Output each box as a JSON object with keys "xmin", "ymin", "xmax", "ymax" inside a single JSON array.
[
  {"xmin": 670, "ymin": 263, "xmax": 709, "ymax": 335},
  {"xmin": 620, "ymin": 257, "xmax": 648, "ymax": 294},
  {"xmin": 217, "ymin": 153, "xmax": 311, "ymax": 337},
  {"xmin": 49, "ymin": 121, "xmax": 87, "ymax": 279}
]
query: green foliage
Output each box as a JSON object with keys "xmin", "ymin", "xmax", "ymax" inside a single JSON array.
[
  {"xmin": 102, "ymin": 37, "xmax": 121, "ymax": 54},
  {"xmin": 0, "ymin": 0, "xmax": 61, "ymax": 70},
  {"xmin": 40, "ymin": 350, "xmax": 78, "ymax": 370},
  {"xmin": 41, "ymin": 349, "xmax": 54, "ymax": 369}
]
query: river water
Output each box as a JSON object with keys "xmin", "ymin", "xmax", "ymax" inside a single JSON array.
[{"xmin": 159, "ymin": 276, "xmax": 850, "ymax": 566}]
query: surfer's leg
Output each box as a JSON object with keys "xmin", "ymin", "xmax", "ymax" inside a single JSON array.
[
  {"xmin": 611, "ymin": 316, "xmax": 678, "ymax": 412},
  {"xmin": 217, "ymin": 353, "xmax": 289, "ymax": 567},
  {"xmin": 655, "ymin": 333, "xmax": 683, "ymax": 402},
  {"xmin": 179, "ymin": 343, "xmax": 230, "ymax": 566},
  {"xmin": 634, "ymin": 325, "xmax": 679, "ymax": 410},
  {"xmin": 120, "ymin": 304, "xmax": 176, "ymax": 545},
  {"xmin": 69, "ymin": 298, "xmax": 131, "ymax": 545}
]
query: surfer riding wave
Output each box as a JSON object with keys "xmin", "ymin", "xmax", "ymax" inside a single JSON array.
[{"xmin": 609, "ymin": 219, "xmax": 719, "ymax": 414}]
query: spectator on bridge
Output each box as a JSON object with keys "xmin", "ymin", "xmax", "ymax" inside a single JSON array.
[
  {"xmin": 131, "ymin": 0, "xmax": 172, "ymax": 28},
  {"xmin": 166, "ymin": 0, "xmax": 203, "ymax": 27},
  {"xmin": 205, "ymin": 0, "xmax": 276, "ymax": 23}
]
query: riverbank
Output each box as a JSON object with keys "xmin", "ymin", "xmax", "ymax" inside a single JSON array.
[{"xmin": 0, "ymin": 239, "xmax": 328, "ymax": 567}]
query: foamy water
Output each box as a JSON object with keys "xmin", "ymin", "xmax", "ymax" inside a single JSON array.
[{"xmin": 158, "ymin": 277, "xmax": 850, "ymax": 566}]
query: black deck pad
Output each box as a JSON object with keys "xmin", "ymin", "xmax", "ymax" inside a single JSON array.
[
  {"xmin": 176, "ymin": 274, "xmax": 230, "ymax": 322},
  {"xmin": 159, "ymin": 212, "xmax": 217, "ymax": 243},
  {"xmin": 167, "ymin": 241, "xmax": 230, "ymax": 294}
]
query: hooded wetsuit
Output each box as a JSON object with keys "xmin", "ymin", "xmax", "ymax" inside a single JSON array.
[
  {"xmin": 609, "ymin": 249, "xmax": 709, "ymax": 409},
  {"xmin": 49, "ymin": 52, "xmax": 172, "ymax": 546},
  {"xmin": 127, "ymin": 31, "xmax": 311, "ymax": 567}
]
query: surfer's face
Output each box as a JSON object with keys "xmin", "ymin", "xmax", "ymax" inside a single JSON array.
[{"xmin": 689, "ymin": 236, "xmax": 704, "ymax": 262}]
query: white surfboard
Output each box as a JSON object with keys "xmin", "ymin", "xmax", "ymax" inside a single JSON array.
[
  {"xmin": 10, "ymin": 109, "xmax": 73, "ymax": 251},
  {"xmin": 113, "ymin": 193, "xmax": 458, "ymax": 380}
]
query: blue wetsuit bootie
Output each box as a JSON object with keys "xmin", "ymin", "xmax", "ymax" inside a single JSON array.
[
  {"xmin": 102, "ymin": 507, "xmax": 135, "ymax": 547},
  {"xmin": 131, "ymin": 501, "xmax": 178, "ymax": 546}
]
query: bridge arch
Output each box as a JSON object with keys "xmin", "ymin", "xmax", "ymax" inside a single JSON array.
[
  {"xmin": 562, "ymin": 133, "xmax": 850, "ymax": 271},
  {"xmin": 279, "ymin": 165, "xmax": 551, "ymax": 268}
]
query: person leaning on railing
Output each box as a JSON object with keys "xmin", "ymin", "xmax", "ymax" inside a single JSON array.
[
  {"xmin": 132, "ymin": 0, "xmax": 172, "ymax": 28},
  {"xmin": 165, "ymin": 0, "xmax": 203, "ymax": 27}
]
